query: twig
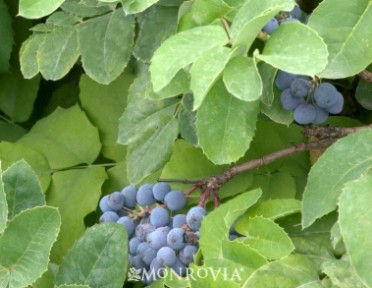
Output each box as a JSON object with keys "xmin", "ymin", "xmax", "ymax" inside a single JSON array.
[
  {"xmin": 303, "ymin": 124, "xmax": 372, "ymax": 139},
  {"xmin": 358, "ymin": 70, "xmax": 372, "ymax": 83},
  {"xmin": 220, "ymin": 17, "xmax": 231, "ymax": 40}
]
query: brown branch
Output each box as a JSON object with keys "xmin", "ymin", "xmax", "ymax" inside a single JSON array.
[
  {"xmin": 358, "ymin": 70, "xmax": 372, "ymax": 83},
  {"xmin": 303, "ymin": 124, "xmax": 372, "ymax": 139}
]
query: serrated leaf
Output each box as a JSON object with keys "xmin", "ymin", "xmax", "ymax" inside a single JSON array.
[
  {"xmin": 309, "ymin": 0, "xmax": 372, "ymax": 78},
  {"xmin": 230, "ymin": 0, "xmax": 293, "ymax": 49},
  {"xmin": 121, "ymin": 0, "xmax": 160, "ymax": 14},
  {"xmin": 0, "ymin": 163, "xmax": 7, "ymax": 234},
  {"xmin": 134, "ymin": 5, "xmax": 178, "ymax": 62},
  {"xmin": 190, "ymin": 0, "xmax": 231, "ymax": 25},
  {"xmin": 150, "ymin": 25, "xmax": 229, "ymax": 92},
  {"xmin": 79, "ymin": 9, "xmax": 135, "ymax": 84},
  {"xmin": 0, "ymin": 0, "xmax": 13, "ymax": 73},
  {"xmin": 39, "ymin": 26, "xmax": 80, "ymax": 80},
  {"xmin": 223, "ymin": 56, "xmax": 262, "ymax": 102},
  {"xmin": 0, "ymin": 206, "xmax": 61, "ymax": 288},
  {"xmin": 3, "ymin": 160, "xmax": 45, "ymax": 220},
  {"xmin": 255, "ymin": 22, "xmax": 328, "ymax": 76},
  {"xmin": 235, "ymin": 199, "xmax": 301, "ymax": 234},
  {"xmin": 196, "ymin": 80, "xmax": 259, "ymax": 164},
  {"xmin": 258, "ymin": 62, "xmax": 277, "ymax": 106},
  {"xmin": 0, "ymin": 142, "xmax": 51, "ymax": 191},
  {"xmin": 55, "ymin": 223, "xmax": 128, "ymax": 288},
  {"xmin": 321, "ymin": 258, "xmax": 367, "ymax": 288},
  {"xmin": 19, "ymin": 105, "xmax": 101, "ymax": 169},
  {"xmin": 127, "ymin": 116, "xmax": 179, "ymax": 184},
  {"xmin": 48, "ymin": 167, "xmax": 107, "ymax": 263},
  {"xmin": 302, "ymin": 129, "xmax": 372, "ymax": 228},
  {"xmin": 20, "ymin": 34, "xmax": 44, "ymax": 79},
  {"xmin": 0, "ymin": 70, "xmax": 40, "ymax": 122},
  {"xmin": 338, "ymin": 170, "xmax": 372, "ymax": 287},
  {"xmin": 199, "ymin": 188, "xmax": 262, "ymax": 260},
  {"xmin": 80, "ymin": 72, "xmax": 133, "ymax": 162},
  {"xmin": 238, "ymin": 216, "xmax": 294, "ymax": 260},
  {"xmin": 191, "ymin": 46, "xmax": 232, "ymax": 110},
  {"xmin": 19, "ymin": 0, "xmax": 65, "ymax": 19},
  {"xmin": 242, "ymin": 254, "xmax": 322, "ymax": 288}
]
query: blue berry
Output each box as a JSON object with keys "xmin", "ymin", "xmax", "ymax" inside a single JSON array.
[
  {"xmin": 99, "ymin": 195, "xmax": 111, "ymax": 212},
  {"xmin": 172, "ymin": 214, "xmax": 187, "ymax": 228},
  {"xmin": 280, "ymin": 88, "xmax": 304, "ymax": 110},
  {"xmin": 263, "ymin": 18, "xmax": 279, "ymax": 34},
  {"xmin": 275, "ymin": 70, "xmax": 298, "ymax": 90},
  {"xmin": 293, "ymin": 103, "xmax": 316, "ymax": 124},
  {"xmin": 186, "ymin": 206, "xmax": 207, "ymax": 231},
  {"xmin": 156, "ymin": 247, "xmax": 177, "ymax": 266},
  {"xmin": 325, "ymin": 93, "xmax": 344, "ymax": 114},
  {"xmin": 167, "ymin": 228, "xmax": 186, "ymax": 251},
  {"xmin": 179, "ymin": 245, "xmax": 198, "ymax": 265},
  {"xmin": 107, "ymin": 192, "xmax": 125, "ymax": 211},
  {"xmin": 99, "ymin": 211, "xmax": 119, "ymax": 223},
  {"xmin": 135, "ymin": 223, "xmax": 156, "ymax": 241},
  {"xmin": 152, "ymin": 182, "xmax": 171, "ymax": 201},
  {"xmin": 117, "ymin": 216, "xmax": 135, "ymax": 237},
  {"xmin": 150, "ymin": 207, "xmax": 170, "ymax": 228},
  {"xmin": 313, "ymin": 106, "xmax": 329, "ymax": 124},
  {"xmin": 147, "ymin": 230, "xmax": 167, "ymax": 250},
  {"xmin": 314, "ymin": 83, "xmax": 340, "ymax": 108},
  {"xmin": 143, "ymin": 247, "xmax": 158, "ymax": 266},
  {"xmin": 290, "ymin": 78, "xmax": 311, "ymax": 98},
  {"xmin": 136, "ymin": 184, "xmax": 156, "ymax": 206},
  {"xmin": 121, "ymin": 185, "xmax": 137, "ymax": 208},
  {"xmin": 129, "ymin": 237, "xmax": 142, "ymax": 255},
  {"xmin": 164, "ymin": 190, "xmax": 186, "ymax": 211}
]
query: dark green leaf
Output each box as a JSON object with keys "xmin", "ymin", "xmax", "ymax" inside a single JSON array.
[
  {"xmin": 0, "ymin": 121, "xmax": 26, "ymax": 142},
  {"xmin": 302, "ymin": 129, "xmax": 372, "ymax": 228},
  {"xmin": 196, "ymin": 80, "xmax": 259, "ymax": 164},
  {"xmin": 79, "ymin": 9, "xmax": 135, "ymax": 84},
  {"xmin": 0, "ymin": 0, "xmax": 13, "ymax": 73},
  {"xmin": 0, "ymin": 206, "xmax": 61, "ymax": 288},
  {"xmin": 56, "ymin": 223, "xmax": 128, "ymax": 288},
  {"xmin": 355, "ymin": 77, "xmax": 372, "ymax": 110},
  {"xmin": 3, "ymin": 160, "xmax": 45, "ymax": 220},
  {"xmin": 134, "ymin": 5, "xmax": 178, "ymax": 62},
  {"xmin": 0, "ymin": 70, "xmax": 40, "ymax": 122}
]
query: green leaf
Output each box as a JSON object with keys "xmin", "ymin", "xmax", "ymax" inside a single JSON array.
[
  {"xmin": 302, "ymin": 129, "xmax": 372, "ymax": 228},
  {"xmin": 79, "ymin": 9, "xmax": 135, "ymax": 84},
  {"xmin": 309, "ymin": 0, "xmax": 372, "ymax": 79},
  {"xmin": 33, "ymin": 264, "xmax": 58, "ymax": 288},
  {"xmin": 19, "ymin": 0, "xmax": 65, "ymax": 19},
  {"xmin": 257, "ymin": 62, "xmax": 277, "ymax": 106},
  {"xmin": 199, "ymin": 188, "xmax": 262, "ymax": 260},
  {"xmin": 230, "ymin": 0, "xmax": 293, "ymax": 49},
  {"xmin": 196, "ymin": 80, "xmax": 259, "ymax": 164},
  {"xmin": 48, "ymin": 167, "xmax": 107, "ymax": 264},
  {"xmin": 321, "ymin": 258, "xmax": 367, "ymax": 288},
  {"xmin": 235, "ymin": 199, "xmax": 301, "ymax": 234},
  {"xmin": 355, "ymin": 76, "xmax": 372, "ymax": 110},
  {"xmin": 3, "ymin": 160, "xmax": 45, "ymax": 220},
  {"xmin": 0, "ymin": 0, "xmax": 13, "ymax": 73},
  {"xmin": 103, "ymin": 161, "xmax": 129, "ymax": 195},
  {"xmin": 255, "ymin": 22, "xmax": 328, "ymax": 76},
  {"xmin": 55, "ymin": 223, "xmax": 128, "ymax": 288},
  {"xmin": 0, "ymin": 70, "xmax": 40, "ymax": 122},
  {"xmin": 260, "ymin": 93, "xmax": 293, "ymax": 125},
  {"xmin": 20, "ymin": 34, "xmax": 44, "ymax": 79},
  {"xmin": 19, "ymin": 105, "xmax": 101, "ymax": 169},
  {"xmin": 80, "ymin": 72, "xmax": 134, "ymax": 162},
  {"xmin": 0, "ymin": 163, "xmax": 7, "ymax": 234},
  {"xmin": 0, "ymin": 206, "xmax": 61, "ymax": 288},
  {"xmin": 191, "ymin": 46, "xmax": 232, "ymax": 110},
  {"xmin": 237, "ymin": 216, "xmax": 294, "ymax": 260},
  {"xmin": 190, "ymin": 0, "xmax": 231, "ymax": 25},
  {"xmin": 150, "ymin": 25, "xmax": 229, "ymax": 92},
  {"xmin": 0, "ymin": 266, "xmax": 9, "ymax": 288},
  {"xmin": 61, "ymin": 0, "xmax": 114, "ymax": 18},
  {"xmin": 121, "ymin": 0, "xmax": 160, "ymax": 14},
  {"xmin": 46, "ymin": 11, "xmax": 82, "ymax": 26},
  {"xmin": 55, "ymin": 285, "xmax": 91, "ymax": 288},
  {"xmin": 134, "ymin": 5, "xmax": 178, "ymax": 62},
  {"xmin": 39, "ymin": 27, "xmax": 80, "ymax": 80},
  {"xmin": 127, "ymin": 116, "xmax": 179, "ymax": 184},
  {"xmin": 179, "ymin": 107, "xmax": 198, "ymax": 146},
  {"xmin": 242, "ymin": 254, "xmax": 322, "ymax": 288},
  {"xmin": 223, "ymin": 56, "xmax": 262, "ymax": 102},
  {"xmin": 338, "ymin": 170, "xmax": 372, "ymax": 287},
  {"xmin": 0, "ymin": 142, "xmax": 51, "ymax": 191}
]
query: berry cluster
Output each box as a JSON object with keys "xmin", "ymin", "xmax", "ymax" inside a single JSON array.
[
  {"xmin": 276, "ymin": 71, "xmax": 344, "ymax": 124},
  {"xmin": 98, "ymin": 183, "xmax": 207, "ymax": 284},
  {"xmin": 262, "ymin": 5, "xmax": 302, "ymax": 34}
]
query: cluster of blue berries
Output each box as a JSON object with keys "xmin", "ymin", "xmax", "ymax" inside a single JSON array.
[
  {"xmin": 98, "ymin": 183, "xmax": 207, "ymax": 284},
  {"xmin": 276, "ymin": 71, "xmax": 344, "ymax": 124},
  {"xmin": 262, "ymin": 5, "xmax": 303, "ymax": 34}
]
